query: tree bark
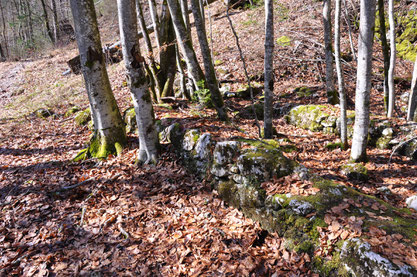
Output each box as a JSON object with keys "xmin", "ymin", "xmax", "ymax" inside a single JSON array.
[
  {"xmin": 335, "ymin": 0, "xmax": 347, "ymax": 149},
  {"xmin": 351, "ymin": 0, "xmax": 376, "ymax": 162},
  {"xmin": 190, "ymin": 0, "xmax": 227, "ymax": 120},
  {"xmin": 40, "ymin": 0, "xmax": 55, "ymax": 44},
  {"xmin": 323, "ymin": 0, "xmax": 336, "ymax": 104},
  {"xmin": 136, "ymin": 0, "xmax": 161, "ymax": 102},
  {"xmin": 387, "ymin": 0, "xmax": 395, "ymax": 118},
  {"xmin": 263, "ymin": 0, "xmax": 274, "ymax": 138},
  {"xmin": 70, "ymin": 0, "xmax": 127, "ymax": 159},
  {"xmin": 118, "ymin": 0, "xmax": 159, "ymax": 164},
  {"xmin": 51, "ymin": 0, "xmax": 60, "ymax": 42},
  {"xmin": 167, "ymin": 0, "xmax": 205, "ymax": 90},
  {"xmin": 407, "ymin": 56, "xmax": 417, "ymax": 121},
  {"xmin": 0, "ymin": 0, "xmax": 9, "ymax": 57},
  {"xmin": 180, "ymin": 0, "xmax": 191, "ymax": 43},
  {"xmin": 377, "ymin": 0, "xmax": 390, "ymax": 114},
  {"xmin": 148, "ymin": 0, "xmax": 161, "ymax": 49}
]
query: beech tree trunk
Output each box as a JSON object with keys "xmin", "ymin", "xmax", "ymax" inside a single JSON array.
[
  {"xmin": 387, "ymin": 0, "xmax": 396, "ymax": 118},
  {"xmin": 335, "ymin": 0, "xmax": 347, "ymax": 148},
  {"xmin": 351, "ymin": 0, "xmax": 376, "ymax": 162},
  {"xmin": 190, "ymin": 0, "xmax": 227, "ymax": 120},
  {"xmin": 40, "ymin": 0, "xmax": 55, "ymax": 44},
  {"xmin": 148, "ymin": 0, "xmax": 161, "ymax": 49},
  {"xmin": 263, "ymin": 0, "xmax": 274, "ymax": 138},
  {"xmin": 323, "ymin": 0, "xmax": 336, "ymax": 104},
  {"xmin": 51, "ymin": 0, "xmax": 59, "ymax": 42},
  {"xmin": 407, "ymin": 56, "xmax": 417, "ymax": 121},
  {"xmin": 377, "ymin": 0, "xmax": 390, "ymax": 113},
  {"xmin": 136, "ymin": 0, "xmax": 161, "ymax": 102},
  {"xmin": 167, "ymin": 0, "xmax": 205, "ymax": 90},
  {"xmin": 70, "ymin": 0, "xmax": 126, "ymax": 159},
  {"xmin": 180, "ymin": 0, "xmax": 191, "ymax": 42},
  {"xmin": 0, "ymin": 0, "xmax": 9, "ymax": 57},
  {"xmin": 118, "ymin": 0, "xmax": 159, "ymax": 164}
]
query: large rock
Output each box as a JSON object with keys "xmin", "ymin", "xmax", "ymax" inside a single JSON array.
[
  {"xmin": 341, "ymin": 163, "xmax": 369, "ymax": 182},
  {"xmin": 211, "ymin": 141, "xmax": 241, "ymax": 178},
  {"xmin": 406, "ymin": 195, "xmax": 417, "ymax": 211},
  {"xmin": 235, "ymin": 142, "xmax": 295, "ymax": 184},
  {"xmin": 341, "ymin": 238, "xmax": 416, "ymax": 277},
  {"xmin": 286, "ymin": 105, "xmax": 336, "ymax": 132}
]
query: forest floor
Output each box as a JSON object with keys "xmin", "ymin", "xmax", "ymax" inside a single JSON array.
[{"xmin": 1, "ymin": 0, "xmax": 417, "ymax": 276}]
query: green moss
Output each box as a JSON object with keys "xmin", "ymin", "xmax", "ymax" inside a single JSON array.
[
  {"xmin": 294, "ymin": 87, "xmax": 314, "ymax": 97},
  {"xmin": 123, "ymin": 107, "xmax": 137, "ymax": 134},
  {"xmin": 287, "ymin": 105, "xmax": 336, "ymax": 132},
  {"xmin": 342, "ymin": 163, "xmax": 368, "ymax": 181},
  {"xmin": 276, "ymin": 36, "xmax": 291, "ymax": 47},
  {"xmin": 65, "ymin": 106, "xmax": 81, "ymax": 117},
  {"xmin": 34, "ymin": 108, "xmax": 54, "ymax": 119},
  {"xmin": 74, "ymin": 108, "xmax": 91, "ymax": 126},
  {"xmin": 325, "ymin": 142, "xmax": 345, "ymax": 150}
]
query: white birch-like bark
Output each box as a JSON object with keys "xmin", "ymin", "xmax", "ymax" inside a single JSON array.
[
  {"xmin": 387, "ymin": 0, "xmax": 396, "ymax": 118},
  {"xmin": 190, "ymin": 0, "xmax": 227, "ymax": 120},
  {"xmin": 407, "ymin": 56, "xmax": 417, "ymax": 121},
  {"xmin": 148, "ymin": 0, "xmax": 161, "ymax": 49},
  {"xmin": 117, "ymin": 0, "xmax": 159, "ymax": 164},
  {"xmin": 264, "ymin": 0, "xmax": 274, "ymax": 138},
  {"xmin": 351, "ymin": 0, "xmax": 376, "ymax": 162},
  {"xmin": 335, "ymin": 0, "xmax": 347, "ymax": 148},
  {"xmin": 70, "ymin": 0, "xmax": 126, "ymax": 158},
  {"xmin": 167, "ymin": 0, "xmax": 205, "ymax": 90},
  {"xmin": 323, "ymin": 0, "xmax": 335, "ymax": 100},
  {"xmin": 179, "ymin": 0, "xmax": 192, "ymax": 43}
]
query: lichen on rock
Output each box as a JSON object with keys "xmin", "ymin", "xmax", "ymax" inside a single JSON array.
[
  {"xmin": 74, "ymin": 108, "xmax": 91, "ymax": 127},
  {"xmin": 341, "ymin": 162, "xmax": 369, "ymax": 182}
]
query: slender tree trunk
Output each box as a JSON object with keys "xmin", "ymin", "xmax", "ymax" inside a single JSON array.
[
  {"xmin": 407, "ymin": 56, "xmax": 417, "ymax": 121},
  {"xmin": 351, "ymin": 0, "xmax": 376, "ymax": 162},
  {"xmin": 26, "ymin": 0, "xmax": 34, "ymax": 43},
  {"xmin": 263, "ymin": 0, "xmax": 274, "ymax": 138},
  {"xmin": 167, "ymin": 0, "xmax": 205, "ymax": 90},
  {"xmin": 148, "ymin": 0, "xmax": 161, "ymax": 49},
  {"xmin": 51, "ymin": 0, "xmax": 59, "ymax": 42},
  {"xmin": 190, "ymin": 0, "xmax": 227, "ymax": 120},
  {"xmin": 387, "ymin": 0, "xmax": 395, "ymax": 118},
  {"xmin": 117, "ymin": 0, "xmax": 159, "ymax": 164},
  {"xmin": 342, "ymin": 0, "xmax": 356, "ymax": 61},
  {"xmin": 377, "ymin": 0, "xmax": 390, "ymax": 114},
  {"xmin": 0, "ymin": 0, "xmax": 9, "ymax": 57},
  {"xmin": 158, "ymin": 2, "xmax": 177, "ymax": 99},
  {"xmin": 70, "ymin": 0, "xmax": 127, "ymax": 159},
  {"xmin": 136, "ymin": 0, "xmax": 161, "ymax": 102},
  {"xmin": 176, "ymin": 43, "xmax": 189, "ymax": 99},
  {"xmin": 179, "ymin": 0, "xmax": 191, "ymax": 42},
  {"xmin": 40, "ymin": 0, "xmax": 55, "ymax": 44},
  {"xmin": 335, "ymin": 0, "xmax": 348, "ymax": 149},
  {"xmin": 323, "ymin": 0, "xmax": 337, "ymax": 104}
]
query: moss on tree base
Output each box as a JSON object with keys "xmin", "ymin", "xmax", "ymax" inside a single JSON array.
[{"xmin": 73, "ymin": 128, "xmax": 126, "ymax": 161}]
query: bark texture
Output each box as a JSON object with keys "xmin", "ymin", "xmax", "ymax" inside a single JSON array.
[
  {"xmin": 190, "ymin": 0, "xmax": 227, "ymax": 120},
  {"xmin": 387, "ymin": 0, "xmax": 396, "ymax": 118},
  {"xmin": 167, "ymin": 0, "xmax": 205, "ymax": 90},
  {"xmin": 263, "ymin": 0, "xmax": 274, "ymax": 138},
  {"xmin": 323, "ymin": 0, "xmax": 336, "ymax": 104},
  {"xmin": 407, "ymin": 56, "xmax": 417, "ymax": 121},
  {"xmin": 351, "ymin": 0, "xmax": 376, "ymax": 162},
  {"xmin": 118, "ymin": 0, "xmax": 159, "ymax": 164},
  {"xmin": 70, "ymin": 0, "xmax": 126, "ymax": 159},
  {"xmin": 335, "ymin": 0, "xmax": 347, "ymax": 148},
  {"xmin": 377, "ymin": 0, "xmax": 390, "ymax": 113}
]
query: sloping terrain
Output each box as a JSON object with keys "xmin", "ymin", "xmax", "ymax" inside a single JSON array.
[{"xmin": 1, "ymin": 0, "xmax": 417, "ymax": 276}]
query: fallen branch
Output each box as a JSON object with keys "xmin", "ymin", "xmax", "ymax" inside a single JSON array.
[{"xmin": 389, "ymin": 136, "xmax": 417, "ymax": 164}]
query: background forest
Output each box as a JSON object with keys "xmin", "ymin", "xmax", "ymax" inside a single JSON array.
[{"xmin": 1, "ymin": 0, "xmax": 417, "ymax": 276}]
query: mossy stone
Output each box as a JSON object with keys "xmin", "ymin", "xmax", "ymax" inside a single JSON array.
[
  {"xmin": 74, "ymin": 108, "xmax": 91, "ymax": 126},
  {"xmin": 342, "ymin": 163, "xmax": 368, "ymax": 181},
  {"xmin": 64, "ymin": 106, "xmax": 81, "ymax": 117},
  {"xmin": 34, "ymin": 108, "xmax": 54, "ymax": 119},
  {"xmin": 276, "ymin": 35, "xmax": 291, "ymax": 47},
  {"xmin": 123, "ymin": 107, "xmax": 136, "ymax": 134}
]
